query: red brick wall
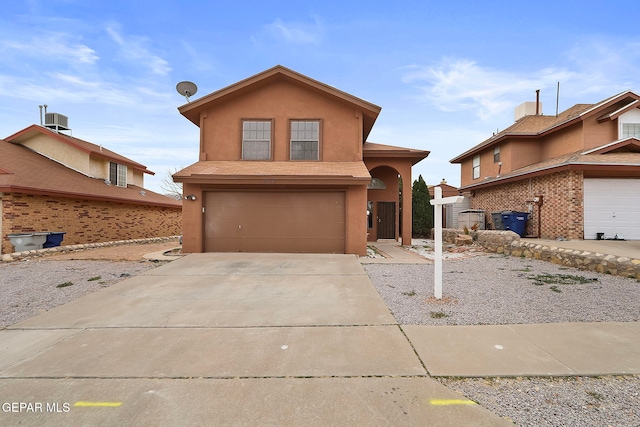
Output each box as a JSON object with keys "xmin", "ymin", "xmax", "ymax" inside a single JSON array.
[
  {"xmin": 470, "ymin": 170, "xmax": 584, "ymax": 239},
  {"xmin": 2, "ymin": 193, "xmax": 182, "ymax": 254}
]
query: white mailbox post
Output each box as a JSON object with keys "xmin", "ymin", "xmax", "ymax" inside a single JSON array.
[{"xmin": 429, "ymin": 187, "xmax": 464, "ymax": 299}]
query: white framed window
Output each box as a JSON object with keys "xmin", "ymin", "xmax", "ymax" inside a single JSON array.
[
  {"xmin": 109, "ymin": 162, "xmax": 127, "ymax": 188},
  {"xmin": 622, "ymin": 123, "xmax": 640, "ymax": 138},
  {"xmin": 290, "ymin": 120, "xmax": 319, "ymax": 160},
  {"xmin": 242, "ymin": 120, "xmax": 272, "ymax": 160},
  {"xmin": 493, "ymin": 146, "xmax": 501, "ymax": 163},
  {"xmin": 472, "ymin": 155, "xmax": 480, "ymax": 180}
]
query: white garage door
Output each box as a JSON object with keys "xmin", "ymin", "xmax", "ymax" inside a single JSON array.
[{"xmin": 584, "ymin": 178, "xmax": 640, "ymax": 240}]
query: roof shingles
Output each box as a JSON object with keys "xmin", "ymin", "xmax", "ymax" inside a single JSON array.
[{"xmin": 0, "ymin": 139, "xmax": 180, "ymax": 207}]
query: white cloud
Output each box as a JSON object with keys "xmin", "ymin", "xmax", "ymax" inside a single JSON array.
[
  {"xmin": 403, "ymin": 37, "xmax": 640, "ymax": 122},
  {"xmin": 106, "ymin": 25, "xmax": 171, "ymax": 76},
  {"xmin": 402, "ymin": 58, "xmax": 573, "ymax": 121},
  {"xmin": 0, "ymin": 32, "xmax": 98, "ymax": 65},
  {"xmin": 263, "ymin": 17, "xmax": 323, "ymax": 45}
]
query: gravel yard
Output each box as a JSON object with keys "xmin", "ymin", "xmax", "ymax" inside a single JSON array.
[
  {"xmin": 364, "ymin": 253, "xmax": 640, "ymax": 427},
  {"xmin": 2, "ymin": 242, "xmax": 639, "ymax": 426},
  {"xmin": 0, "ymin": 258, "xmax": 161, "ymax": 328},
  {"xmin": 364, "ymin": 253, "xmax": 640, "ymax": 325}
]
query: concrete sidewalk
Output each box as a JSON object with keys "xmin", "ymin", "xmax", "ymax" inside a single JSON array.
[
  {"xmin": 361, "ymin": 240, "xmax": 429, "ymax": 264},
  {"xmin": 405, "ymin": 322, "xmax": 640, "ymax": 377}
]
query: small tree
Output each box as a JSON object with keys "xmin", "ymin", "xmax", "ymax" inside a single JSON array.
[
  {"xmin": 412, "ymin": 175, "xmax": 434, "ymax": 237},
  {"xmin": 160, "ymin": 167, "xmax": 183, "ymax": 200}
]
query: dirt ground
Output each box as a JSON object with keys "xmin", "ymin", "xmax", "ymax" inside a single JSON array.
[{"xmin": 44, "ymin": 240, "xmax": 182, "ymax": 261}]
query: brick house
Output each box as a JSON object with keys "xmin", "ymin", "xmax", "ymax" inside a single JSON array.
[
  {"xmin": 173, "ymin": 66, "xmax": 429, "ymax": 255},
  {"xmin": 450, "ymin": 90, "xmax": 640, "ymax": 240},
  {"xmin": 1, "ymin": 124, "xmax": 182, "ymax": 254}
]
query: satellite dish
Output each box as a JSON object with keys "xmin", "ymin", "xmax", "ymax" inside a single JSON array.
[{"xmin": 176, "ymin": 81, "xmax": 198, "ymax": 102}]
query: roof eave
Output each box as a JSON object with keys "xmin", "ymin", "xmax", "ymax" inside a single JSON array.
[
  {"xmin": 0, "ymin": 185, "xmax": 182, "ymax": 208},
  {"xmin": 178, "ymin": 65, "xmax": 382, "ymax": 129},
  {"xmin": 460, "ymin": 161, "xmax": 640, "ymax": 191}
]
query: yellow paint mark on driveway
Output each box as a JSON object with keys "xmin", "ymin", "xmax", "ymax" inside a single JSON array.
[{"xmin": 74, "ymin": 401, "xmax": 122, "ymax": 407}]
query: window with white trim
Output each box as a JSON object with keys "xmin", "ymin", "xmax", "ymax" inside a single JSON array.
[
  {"xmin": 242, "ymin": 120, "xmax": 271, "ymax": 160},
  {"xmin": 472, "ymin": 155, "xmax": 480, "ymax": 179},
  {"xmin": 622, "ymin": 123, "xmax": 640, "ymax": 138},
  {"xmin": 290, "ymin": 120, "xmax": 319, "ymax": 160},
  {"xmin": 109, "ymin": 162, "xmax": 127, "ymax": 188},
  {"xmin": 493, "ymin": 146, "xmax": 501, "ymax": 163}
]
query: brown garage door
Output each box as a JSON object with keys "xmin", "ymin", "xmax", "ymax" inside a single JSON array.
[{"xmin": 204, "ymin": 191, "xmax": 345, "ymax": 253}]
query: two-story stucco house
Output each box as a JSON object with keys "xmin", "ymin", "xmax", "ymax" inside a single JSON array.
[
  {"xmin": 1, "ymin": 123, "xmax": 182, "ymax": 254},
  {"xmin": 174, "ymin": 66, "xmax": 429, "ymax": 255},
  {"xmin": 451, "ymin": 90, "xmax": 640, "ymax": 240}
]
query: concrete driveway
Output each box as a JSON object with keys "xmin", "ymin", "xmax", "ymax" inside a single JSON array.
[{"xmin": 0, "ymin": 253, "xmax": 508, "ymax": 426}]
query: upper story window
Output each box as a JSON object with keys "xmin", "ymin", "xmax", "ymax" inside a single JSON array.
[
  {"xmin": 242, "ymin": 120, "xmax": 272, "ymax": 160},
  {"xmin": 622, "ymin": 123, "xmax": 640, "ymax": 138},
  {"xmin": 109, "ymin": 162, "xmax": 127, "ymax": 188},
  {"xmin": 493, "ymin": 146, "xmax": 501, "ymax": 163},
  {"xmin": 290, "ymin": 120, "xmax": 320, "ymax": 160},
  {"xmin": 472, "ymin": 155, "xmax": 480, "ymax": 180}
]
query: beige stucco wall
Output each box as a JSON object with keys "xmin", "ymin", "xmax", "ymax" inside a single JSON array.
[
  {"xmin": 89, "ymin": 155, "xmax": 145, "ymax": 187},
  {"xmin": 200, "ymin": 80, "xmax": 363, "ymax": 162},
  {"xmin": 180, "ymin": 182, "xmax": 204, "ymax": 253},
  {"xmin": 21, "ymin": 134, "xmax": 91, "ymax": 174}
]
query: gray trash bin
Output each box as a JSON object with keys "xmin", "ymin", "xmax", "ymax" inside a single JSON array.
[{"xmin": 492, "ymin": 211, "xmax": 505, "ymax": 230}]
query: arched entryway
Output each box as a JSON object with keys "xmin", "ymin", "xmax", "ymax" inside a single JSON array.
[
  {"xmin": 367, "ymin": 165, "xmax": 401, "ymax": 241},
  {"xmin": 363, "ymin": 142, "xmax": 430, "ymax": 246}
]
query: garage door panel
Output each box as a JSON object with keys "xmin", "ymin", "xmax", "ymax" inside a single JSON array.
[
  {"xmin": 204, "ymin": 191, "xmax": 346, "ymax": 253},
  {"xmin": 584, "ymin": 179, "xmax": 640, "ymax": 240}
]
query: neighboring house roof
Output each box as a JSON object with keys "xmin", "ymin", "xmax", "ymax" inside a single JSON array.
[
  {"xmin": 0, "ymin": 139, "xmax": 180, "ymax": 207},
  {"xmin": 450, "ymin": 90, "xmax": 640, "ymax": 163},
  {"xmin": 459, "ymin": 139, "xmax": 640, "ymax": 191},
  {"xmin": 363, "ymin": 142, "xmax": 430, "ymax": 165},
  {"xmin": 178, "ymin": 65, "xmax": 382, "ymax": 141},
  {"xmin": 5, "ymin": 125, "xmax": 153, "ymax": 175},
  {"xmin": 173, "ymin": 161, "xmax": 371, "ymax": 184},
  {"xmin": 428, "ymin": 181, "xmax": 460, "ymax": 198}
]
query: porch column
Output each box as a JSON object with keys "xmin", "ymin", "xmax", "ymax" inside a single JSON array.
[{"xmin": 401, "ymin": 168, "xmax": 413, "ymax": 246}]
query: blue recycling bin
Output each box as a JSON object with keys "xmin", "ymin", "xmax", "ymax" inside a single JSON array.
[
  {"xmin": 43, "ymin": 232, "xmax": 66, "ymax": 248},
  {"xmin": 501, "ymin": 212, "xmax": 529, "ymax": 237}
]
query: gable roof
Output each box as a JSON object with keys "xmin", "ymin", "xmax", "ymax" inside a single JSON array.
[
  {"xmin": 0, "ymin": 139, "xmax": 180, "ymax": 207},
  {"xmin": 178, "ymin": 65, "xmax": 382, "ymax": 141},
  {"xmin": 451, "ymin": 90, "xmax": 640, "ymax": 163},
  {"xmin": 459, "ymin": 139, "xmax": 640, "ymax": 191},
  {"xmin": 5, "ymin": 125, "xmax": 153, "ymax": 175},
  {"xmin": 581, "ymin": 137, "xmax": 640, "ymax": 154},
  {"xmin": 363, "ymin": 142, "xmax": 430, "ymax": 165}
]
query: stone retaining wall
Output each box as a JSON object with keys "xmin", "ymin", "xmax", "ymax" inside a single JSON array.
[
  {"xmin": 1, "ymin": 236, "xmax": 180, "ymax": 263},
  {"xmin": 441, "ymin": 229, "xmax": 640, "ymax": 279}
]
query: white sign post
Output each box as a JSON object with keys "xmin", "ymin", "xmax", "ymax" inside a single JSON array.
[{"xmin": 429, "ymin": 187, "xmax": 464, "ymax": 299}]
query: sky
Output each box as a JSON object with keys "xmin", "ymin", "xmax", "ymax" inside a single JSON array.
[{"xmin": 2, "ymin": 0, "xmax": 640, "ymax": 195}]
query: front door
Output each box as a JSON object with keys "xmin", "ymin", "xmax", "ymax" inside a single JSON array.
[{"xmin": 377, "ymin": 202, "xmax": 396, "ymax": 240}]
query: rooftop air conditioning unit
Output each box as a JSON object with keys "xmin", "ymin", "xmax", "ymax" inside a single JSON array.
[{"xmin": 44, "ymin": 112, "xmax": 70, "ymax": 132}]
